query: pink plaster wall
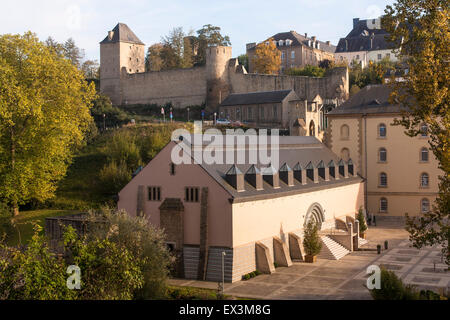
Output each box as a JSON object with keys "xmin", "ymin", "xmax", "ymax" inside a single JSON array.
[{"xmin": 117, "ymin": 141, "xmax": 233, "ymax": 247}]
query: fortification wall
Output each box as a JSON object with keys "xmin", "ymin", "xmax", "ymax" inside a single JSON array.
[
  {"xmin": 120, "ymin": 66, "xmax": 207, "ymax": 107},
  {"xmin": 228, "ymin": 67, "xmax": 348, "ymax": 102}
]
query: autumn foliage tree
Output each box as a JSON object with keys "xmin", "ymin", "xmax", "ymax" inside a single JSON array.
[
  {"xmin": 383, "ymin": 0, "xmax": 449, "ymax": 264},
  {"xmin": 0, "ymin": 32, "xmax": 96, "ymax": 216},
  {"xmin": 252, "ymin": 38, "xmax": 281, "ymax": 75}
]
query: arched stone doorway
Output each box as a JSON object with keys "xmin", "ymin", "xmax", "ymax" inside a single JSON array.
[
  {"xmin": 309, "ymin": 120, "xmax": 315, "ymax": 136},
  {"xmin": 304, "ymin": 202, "xmax": 325, "ymax": 230}
]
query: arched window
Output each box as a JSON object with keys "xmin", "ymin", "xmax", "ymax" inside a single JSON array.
[
  {"xmin": 379, "ymin": 172, "xmax": 387, "ymax": 187},
  {"xmin": 378, "ymin": 123, "xmax": 387, "ymax": 137},
  {"xmin": 420, "ymin": 173, "xmax": 429, "ymax": 187},
  {"xmin": 380, "ymin": 198, "xmax": 388, "ymax": 212},
  {"xmin": 340, "ymin": 148, "xmax": 350, "ymax": 161},
  {"xmin": 379, "ymin": 148, "xmax": 387, "ymax": 162},
  {"xmin": 421, "ymin": 198, "xmax": 430, "ymax": 213},
  {"xmin": 340, "ymin": 124, "xmax": 349, "ymax": 140},
  {"xmin": 420, "ymin": 123, "xmax": 428, "ymax": 137},
  {"xmin": 420, "ymin": 147, "xmax": 429, "ymax": 162}
]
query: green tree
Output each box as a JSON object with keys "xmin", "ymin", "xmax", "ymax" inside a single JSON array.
[
  {"xmin": 91, "ymin": 94, "xmax": 129, "ymax": 129},
  {"xmin": 383, "ymin": 0, "xmax": 450, "ymax": 265},
  {"xmin": 63, "ymin": 38, "xmax": 85, "ymax": 69},
  {"xmin": 303, "ymin": 220, "xmax": 322, "ymax": 256},
  {"xmin": 145, "ymin": 43, "xmax": 164, "ymax": 71},
  {"xmin": 252, "ymin": 38, "xmax": 281, "ymax": 75},
  {"xmin": 285, "ymin": 65, "xmax": 326, "ymax": 77},
  {"xmin": 81, "ymin": 59, "xmax": 99, "ymax": 79},
  {"xmin": 0, "ymin": 32, "xmax": 96, "ymax": 216},
  {"xmin": 195, "ymin": 24, "xmax": 231, "ymax": 65},
  {"xmin": 356, "ymin": 207, "xmax": 368, "ymax": 234},
  {"xmin": 369, "ymin": 266, "xmax": 420, "ymax": 300},
  {"xmin": 238, "ymin": 54, "xmax": 249, "ymax": 71}
]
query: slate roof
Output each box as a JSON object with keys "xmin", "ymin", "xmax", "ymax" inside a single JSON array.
[
  {"xmin": 176, "ymin": 135, "xmax": 362, "ymax": 202},
  {"xmin": 327, "ymin": 84, "xmax": 410, "ymax": 115},
  {"xmin": 100, "ymin": 23, "xmax": 144, "ymax": 45},
  {"xmin": 220, "ymin": 90, "xmax": 295, "ymax": 106},
  {"xmin": 335, "ymin": 18, "xmax": 395, "ymax": 53},
  {"xmin": 248, "ymin": 31, "xmax": 336, "ymax": 53}
]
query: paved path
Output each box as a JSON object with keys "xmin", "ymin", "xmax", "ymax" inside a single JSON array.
[{"xmin": 169, "ymin": 222, "xmax": 449, "ymax": 299}]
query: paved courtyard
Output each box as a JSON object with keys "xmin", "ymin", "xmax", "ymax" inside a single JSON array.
[{"xmin": 169, "ymin": 220, "xmax": 449, "ymax": 299}]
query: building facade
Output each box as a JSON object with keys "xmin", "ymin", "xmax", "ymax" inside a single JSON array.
[
  {"xmin": 326, "ymin": 85, "xmax": 440, "ymax": 216},
  {"xmin": 334, "ymin": 18, "xmax": 399, "ymax": 68},
  {"xmin": 118, "ymin": 136, "xmax": 365, "ymax": 282},
  {"xmin": 100, "ymin": 23, "xmax": 348, "ymax": 112},
  {"xmin": 246, "ymin": 31, "xmax": 336, "ymax": 74},
  {"xmin": 218, "ymin": 90, "xmax": 323, "ymax": 138}
]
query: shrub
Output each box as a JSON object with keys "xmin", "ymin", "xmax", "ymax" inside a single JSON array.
[
  {"xmin": 0, "ymin": 224, "xmax": 76, "ymax": 300},
  {"xmin": 0, "ymin": 202, "xmax": 13, "ymax": 241},
  {"xmin": 369, "ymin": 266, "xmax": 419, "ymax": 300},
  {"xmin": 357, "ymin": 207, "xmax": 368, "ymax": 234},
  {"xmin": 82, "ymin": 208, "xmax": 173, "ymax": 299},
  {"xmin": 98, "ymin": 161, "xmax": 131, "ymax": 195},
  {"xmin": 103, "ymin": 131, "xmax": 142, "ymax": 171},
  {"xmin": 303, "ymin": 220, "xmax": 322, "ymax": 256}
]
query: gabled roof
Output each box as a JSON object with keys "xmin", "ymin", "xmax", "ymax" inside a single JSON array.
[
  {"xmin": 175, "ymin": 135, "xmax": 361, "ymax": 202},
  {"xmin": 220, "ymin": 90, "xmax": 296, "ymax": 106},
  {"xmin": 248, "ymin": 31, "xmax": 336, "ymax": 53},
  {"xmin": 327, "ymin": 85, "xmax": 410, "ymax": 116},
  {"xmin": 100, "ymin": 23, "xmax": 144, "ymax": 45}
]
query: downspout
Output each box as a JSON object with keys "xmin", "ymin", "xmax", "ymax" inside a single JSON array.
[{"xmin": 363, "ymin": 114, "xmax": 368, "ymax": 210}]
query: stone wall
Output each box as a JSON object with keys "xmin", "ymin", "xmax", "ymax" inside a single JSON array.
[{"xmin": 120, "ymin": 66, "xmax": 207, "ymax": 108}]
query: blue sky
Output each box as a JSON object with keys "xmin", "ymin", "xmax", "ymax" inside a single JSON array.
[{"xmin": 0, "ymin": 0, "xmax": 395, "ymax": 62}]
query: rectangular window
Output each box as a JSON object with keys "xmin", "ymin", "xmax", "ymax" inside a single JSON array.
[
  {"xmin": 273, "ymin": 105, "xmax": 277, "ymax": 119},
  {"xmin": 291, "ymin": 51, "xmax": 295, "ymax": 59},
  {"xmin": 185, "ymin": 187, "xmax": 199, "ymax": 202},
  {"xmin": 148, "ymin": 186, "xmax": 161, "ymax": 201},
  {"xmin": 260, "ymin": 107, "xmax": 265, "ymax": 120},
  {"xmin": 281, "ymin": 52, "xmax": 285, "ymax": 60},
  {"xmin": 377, "ymin": 54, "xmax": 382, "ymax": 60}
]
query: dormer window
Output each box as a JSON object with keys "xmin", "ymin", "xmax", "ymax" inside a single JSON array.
[{"xmin": 278, "ymin": 40, "xmax": 284, "ymax": 46}]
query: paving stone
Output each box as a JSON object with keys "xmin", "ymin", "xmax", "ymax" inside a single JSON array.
[
  {"xmin": 293, "ymin": 275, "xmax": 346, "ymax": 288},
  {"xmin": 275, "ymin": 264, "xmax": 317, "ymax": 274},
  {"xmin": 310, "ymin": 266, "xmax": 360, "ymax": 278},
  {"xmin": 338, "ymin": 279, "xmax": 368, "ymax": 292},
  {"xmin": 271, "ymin": 286, "xmax": 330, "ymax": 300},
  {"xmin": 226, "ymin": 283, "xmax": 282, "ymax": 297},
  {"xmin": 249, "ymin": 273, "xmax": 300, "ymax": 285}
]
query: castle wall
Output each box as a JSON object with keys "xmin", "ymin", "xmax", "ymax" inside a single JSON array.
[
  {"xmin": 120, "ymin": 67, "xmax": 207, "ymax": 107},
  {"xmin": 228, "ymin": 67, "xmax": 348, "ymax": 102}
]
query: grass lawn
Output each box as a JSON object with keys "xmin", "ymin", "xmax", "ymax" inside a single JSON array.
[
  {"xmin": 2, "ymin": 209, "xmax": 78, "ymax": 246},
  {"xmin": 166, "ymin": 285, "xmax": 232, "ymax": 300}
]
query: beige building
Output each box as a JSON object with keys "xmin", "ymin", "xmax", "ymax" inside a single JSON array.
[
  {"xmin": 118, "ymin": 135, "xmax": 365, "ymax": 282},
  {"xmin": 326, "ymin": 85, "xmax": 440, "ymax": 216},
  {"xmin": 218, "ymin": 89, "xmax": 323, "ymax": 138},
  {"xmin": 246, "ymin": 31, "xmax": 336, "ymax": 74},
  {"xmin": 100, "ymin": 23, "xmax": 348, "ymax": 112}
]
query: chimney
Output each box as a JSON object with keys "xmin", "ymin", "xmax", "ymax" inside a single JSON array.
[
  {"xmin": 108, "ymin": 31, "xmax": 114, "ymax": 40},
  {"xmin": 306, "ymin": 161, "xmax": 319, "ymax": 183},
  {"xmin": 328, "ymin": 160, "xmax": 339, "ymax": 180},
  {"xmin": 326, "ymin": 41, "xmax": 331, "ymax": 46},
  {"xmin": 293, "ymin": 162, "xmax": 307, "ymax": 185},
  {"xmin": 279, "ymin": 163, "xmax": 294, "ymax": 186},
  {"xmin": 338, "ymin": 159, "xmax": 349, "ymax": 178},
  {"xmin": 353, "ymin": 18, "xmax": 360, "ymax": 29},
  {"xmin": 262, "ymin": 166, "xmax": 280, "ymax": 189},
  {"xmin": 245, "ymin": 165, "xmax": 263, "ymax": 190},
  {"xmin": 225, "ymin": 165, "xmax": 245, "ymax": 191},
  {"xmin": 316, "ymin": 42, "xmax": 320, "ymax": 50},
  {"xmin": 311, "ymin": 36, "xmax": 316, "ymax": 43},
  {"xmin": 305, "ymin": 33, "xmax": 308, "ymax": 38}
]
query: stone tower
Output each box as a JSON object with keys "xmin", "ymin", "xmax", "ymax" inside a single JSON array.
[
  {"xmin": 100, "ymin": 23, "xmax": 145, "ymax": 105},
  {"xmin": 206, "ymin": 46, "xmax": 232, "ymax": 111}
]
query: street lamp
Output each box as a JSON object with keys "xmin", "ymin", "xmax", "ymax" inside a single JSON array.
[
  {"xmin": 102, "ymin": 113, "xmax": 106, "ymax": 131},
  {"xmin": 187, "ymin": 107, "xmax": 190, "ymax": 122}
]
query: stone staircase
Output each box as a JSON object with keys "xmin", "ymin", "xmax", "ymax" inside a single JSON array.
[{"xmin": 318, "ymin": 235, "xmax": 350, "ymax": 260}]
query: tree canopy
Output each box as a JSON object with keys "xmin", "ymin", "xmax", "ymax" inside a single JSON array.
[
  {"xmin": 383, "ymin": 0, "xmax": 449, "ymax": 264},
  {"xmin": 252, "ymin": 38, "xmax": 281, "ymax": 75},
  {"xmin": 0, "ymin": 32, "xmax": 96, "ymax": 215}
]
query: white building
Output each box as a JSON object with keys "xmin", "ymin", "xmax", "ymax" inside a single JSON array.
[{"xmin": 334, "ymin": 18, "xmax": 399, "ymax": 68}]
